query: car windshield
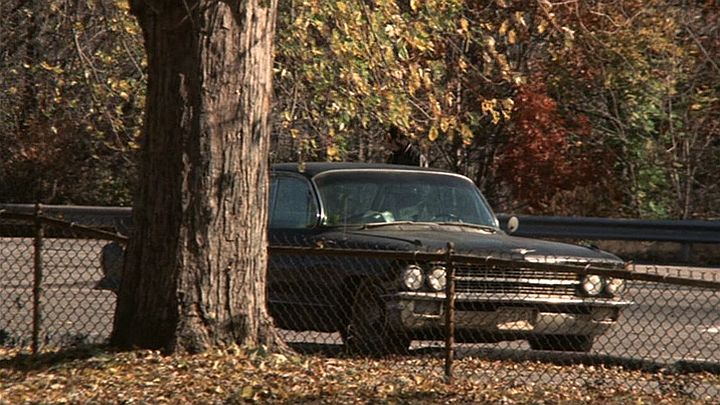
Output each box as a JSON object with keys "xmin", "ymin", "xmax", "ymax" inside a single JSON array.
[{"xmin": 314, "ymin": 170, "xmax": 498, "ymax": 228}]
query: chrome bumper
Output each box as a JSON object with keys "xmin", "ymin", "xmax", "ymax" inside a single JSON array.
[{"xmin": 387, "ymin": 292, "xmax": 631, "ymax": 337}]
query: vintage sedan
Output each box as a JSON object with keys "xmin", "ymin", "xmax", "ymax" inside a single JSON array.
[{"xmin": 267, "ymin": 162, "xmax": 630, "ymax": 354}]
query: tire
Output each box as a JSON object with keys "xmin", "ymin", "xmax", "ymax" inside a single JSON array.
[
  {"xmin": 528, "ymin": 335, "xmax": 594, "ymax": 352},
  {"xmin": 343, "ymin": 282, "xmax": 410, "ymax": 356}
]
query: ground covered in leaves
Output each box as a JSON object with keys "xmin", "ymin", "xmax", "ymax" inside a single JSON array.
[{"xmin": 1, "ymin": 346, "xmax": 718, "ymax": 404}]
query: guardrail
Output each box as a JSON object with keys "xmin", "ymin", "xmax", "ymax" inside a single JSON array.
[
  {"xmin": 496, "ymin": 214, "xmax": 720, "ymax": 244},
  {"xmin": 2, "ymin": 204, "xmax": 719, "ymax": 244}
]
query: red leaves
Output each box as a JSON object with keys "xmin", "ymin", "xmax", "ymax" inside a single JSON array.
[{"xmin": 496, "ymin": 80, "xmax": 612, "ymax": 213}]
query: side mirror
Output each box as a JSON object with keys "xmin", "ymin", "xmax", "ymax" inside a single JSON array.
[{"xmin": 507, "ymin": 216, "xmax": 519, "ymax": 234}]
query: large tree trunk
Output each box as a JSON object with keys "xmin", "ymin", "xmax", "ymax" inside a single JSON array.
[{"xmin": 111, "ymin": 0, "xmax": 281, "ymax": 353}]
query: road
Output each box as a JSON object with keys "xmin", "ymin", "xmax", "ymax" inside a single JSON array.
[
  {"xmin": 1, "ymin": 238, "xmax": 719, "ymax": 368},
  {"xmin": 0, "ymin": 238, "xmax": 115, "ymax": 347}
]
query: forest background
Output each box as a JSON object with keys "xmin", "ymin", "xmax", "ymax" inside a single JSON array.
[{"xmin": 1, "ymin": 0, "xmax": 718, "ymax": 219}]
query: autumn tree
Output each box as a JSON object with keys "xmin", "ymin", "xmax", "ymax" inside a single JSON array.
[
  {"xmin": 3, "ymin": 0, "xmax": 719, "ymax": 219},
  {"xmin": 0, "ymin": 0, "xmax": 143, "ymax": 205},
  {"xmin": 544, "ymin": 0, "xmax": 720, "ymax": 218},
  {"xmin": 110, "ymin": 0, "xmax": 283, "ymax": 353},
  {"xmin": 495, "ymin": 79, "xmax": 617, "ymax": 214},
  {"xmin": 271, "ymin": 0, "xmax": 580, "ymax": 208},
  {"xmin": 272, "ymin": 0, "xmax": 520, "ymax": 170}
]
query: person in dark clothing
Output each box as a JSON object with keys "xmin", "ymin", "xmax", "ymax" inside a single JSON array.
[{"xmin": 385, "ymin": 125, "xmax": 427, "ymax": 167}]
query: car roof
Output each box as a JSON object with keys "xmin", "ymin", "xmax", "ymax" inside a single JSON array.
[{"xmin": 271, "ymin": 162, "xmax": 451, "ymax": 178}]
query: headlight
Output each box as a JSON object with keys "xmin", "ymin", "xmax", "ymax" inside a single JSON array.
[
  {"xmin": 581, "ymin": 274, "xmax": 603, "ymax": 296},
  {"xmin": 606, "ymin": 277, "xmax": 625, "ymax": 295},
  {"xmin": 427, "ymin": 266, "xmax": 446, "ymax": 291},
  {"xmin": 401, "ymin": 265, "xmax": 424, "ymax": 291}
]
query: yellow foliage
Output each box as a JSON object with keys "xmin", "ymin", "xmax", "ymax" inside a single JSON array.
[
  {"xmin": 484, "ymin": 36, "xmax": 496, "ymax": 48},
  {"xmin": 40, "ymin": 61, "xmax": 64, "ymax": 75},
  {"xmin": 115, "ymin": 0, "xmax": 129, "ymax": 11},
  {"xmin": 459, "ymin": 18, "xmax": 469, "ymax": 34},
  {"xmin": 458, "ymin": 57, "xmax": 468, "ymax": 73},
  {"xmin": 537, "ymin": 20, "xmax": 547, "ymax": 34},
  {"xmin": 428, "ymin": 126, "xmax": 439, "ymax": 141},
  {"xmin": 481, "ymin": 98, "xmax": 502, "ymax": 124},
  {"xmin": 428, "ymin": 94, "xmax": 442, "ymax": 117},
  {"xmin": 326, "ymin": 145, "xmax": 338, "ymax": 157},
  {"xmin": 422, "ymin": 71, "xmax": 433, "ymax": 90},
  {"xmin": 444, "ymin": 92, "xmax": 454, "ymax": 108},
  {"xmin": 460, "ymin": 124, "xmax": 473, "ymax": 145},
  {"xmin": 409, "ymin": 65, "xmax": 422, "ymax": 94},
  {"xmin": 440, "ymin": 117, "xmax": 450, "ymax": 132},
  {"xmin": 499, "ymin": 20, "xmax": 510, "ymax": 35}
]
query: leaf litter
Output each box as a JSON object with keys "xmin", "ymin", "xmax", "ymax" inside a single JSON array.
[{"xmin": 0, "ymin": 346, "xmax": 718, "ymax": 404}]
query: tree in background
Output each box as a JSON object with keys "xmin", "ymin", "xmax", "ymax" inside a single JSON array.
[
  {"xmin": 272, "ymin": 0, "xmax": 520, "ymax": 172},
  {"xmin": 111, "ymin": 0, "xmax": 283, "ymax": 353},
  {"xmin": 542, "ymin": 0, "xmax": 720, "ymax": 218},
  {"xmin": 1, "ymin": 0, "xmax": 718, "ymax": 220},
  {"xmin": 270, "ymin": 1, "xmax": 631, "ymax": 213},
  {"xmin": 0, "ymin": 0, "xmax": 143, "ymax": 205},
  {"xmin": 495, "ymin": 78, "xmax": 618, "ymax": 215},
  {"xmin": 663, "ymin": 3, "xmax": 720, "ymax": 219}
]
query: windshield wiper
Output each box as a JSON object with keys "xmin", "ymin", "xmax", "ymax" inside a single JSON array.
[
  {"xmin": 362, "ymin": 221, "xmax": 417, "ymax": 229},
  {"xmin": 362, "ymin": 221, "xmax": 499, "ymax": 233},
  {"xmin": 434, "ymin": 222, "xmax": 499, "ymax": 233}
]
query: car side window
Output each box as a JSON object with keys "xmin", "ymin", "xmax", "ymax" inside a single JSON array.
[{"xmin": 269, "ymin": 174, "xmax": 319, "ymax": 229}]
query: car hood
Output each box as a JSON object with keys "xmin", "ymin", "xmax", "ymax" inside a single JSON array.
[{"xmin": 320, "ymin": 223, "xmax": 623, "ymax": 265}]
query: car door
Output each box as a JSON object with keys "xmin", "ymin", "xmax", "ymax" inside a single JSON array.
[{"xmin": 267, "ymin": 173, "xmax": 342, "ymax": 331}]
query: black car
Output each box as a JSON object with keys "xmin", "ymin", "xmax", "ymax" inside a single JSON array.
[{"xmin": 267, "ymin": 162, "xmax": 630, "ymax": 354}]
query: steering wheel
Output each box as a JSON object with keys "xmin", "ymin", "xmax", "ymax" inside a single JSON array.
[
  {"xmin": 347, "ymin": 210, "xmax": 393, "ymax": 223},
  {"xmin": 431, "ymin": 213, "xmax": 460, "ymax": 222}
]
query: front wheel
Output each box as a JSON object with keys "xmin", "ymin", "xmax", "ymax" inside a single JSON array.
[
  {"xmin": 528, "ymin": 335, "xmax": 594, "ymax": 352},
  {"xmin": 343, "ymin": 282, "xmax": 410, "ymax": 356}
]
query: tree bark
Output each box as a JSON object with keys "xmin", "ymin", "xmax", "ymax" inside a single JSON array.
[{"xmin": 111, "ymin": 0, "xmax": 282, "ymax": 353}]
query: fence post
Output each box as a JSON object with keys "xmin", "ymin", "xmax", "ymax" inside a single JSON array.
[
  {"xmin": 32, "ymin": 203, "xmax": 44, "ymax": 354},
  {"xmin": 444, "ymin": 242, "xmax": 456, "ymax": 384}
]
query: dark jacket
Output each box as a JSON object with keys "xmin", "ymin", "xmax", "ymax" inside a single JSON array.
[{"xmin": 388, "ymin": 143, "xmax": 426, "ymax": 166}]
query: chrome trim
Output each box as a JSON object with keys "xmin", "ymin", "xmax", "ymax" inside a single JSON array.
[{"xmin": 393, "ymin": 291, "xmax": 633, "ymax": 307}]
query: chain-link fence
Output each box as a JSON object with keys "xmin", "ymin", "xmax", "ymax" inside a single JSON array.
[
  {"xmin": 268, "ymin": 236, "xmax": 720, "ymax": 394},
  {"xmin": 0, "ymin": 206, "xmax": 122, "ymax": 351},
  {"xmin": 1, "ymin": 207, "xmax": 719, "ymax": 399}
]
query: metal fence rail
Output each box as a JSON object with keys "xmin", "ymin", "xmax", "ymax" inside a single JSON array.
[
  {"xmin": 1, "ymin": 206, "xmax": 720, "ymax": 399},
  {"xmin": 3, "ymin": 204, "xmax": 719, "ymax": 243}
]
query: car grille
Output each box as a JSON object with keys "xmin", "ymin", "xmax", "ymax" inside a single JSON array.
[{"xmin": 454, "ymin": 264, "xmax": 580, "ymax": 297}]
